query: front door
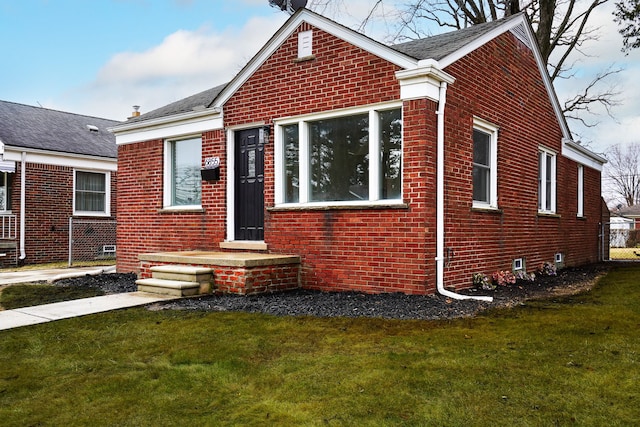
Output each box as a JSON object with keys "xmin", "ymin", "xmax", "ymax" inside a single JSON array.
[{"xmin": 234, "ymin": 128, "xmax": 264, "ymax": 241}]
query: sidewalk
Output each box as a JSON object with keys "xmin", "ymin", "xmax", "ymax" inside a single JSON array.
[
  {"xmin": 0, "ymin": 265, "xmax": 177, "ymax": 331},
  {"xmin": 0, "ymin": 292, "xmax": 177, "ymax": 331},
  {"xmin": 0, "ymin": 265, "xmax": 117, "ymax": 286}
]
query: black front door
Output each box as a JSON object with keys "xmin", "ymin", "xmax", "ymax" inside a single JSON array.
[{"xmin": 235, "ymin": 128, "xmax": 264, "ymax": 241}]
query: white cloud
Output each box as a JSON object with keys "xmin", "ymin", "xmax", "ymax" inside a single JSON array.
[{"xmin": 63, "ymin": 14, "xmax": 287, "ymax": 121}]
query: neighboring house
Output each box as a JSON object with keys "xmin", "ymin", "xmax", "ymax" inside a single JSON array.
[
  {"xmin": 111, "ymin": 10, "xmax": 606, "ymax": 296},
  {"xmin": 0, "ymin": 100, "xmax": 119, "ymax": 267},
  {"xmin": 616, "ymin": 205, "xmax": 640, "ymax": 228},
  {"xmin": 611, "ymin": 205, "xmax": 640, "ymax": 248}
]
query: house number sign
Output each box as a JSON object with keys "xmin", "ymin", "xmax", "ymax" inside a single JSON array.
[{"xmin": 204, "ymin": 157, "xmax": 220, "ymax": 169}]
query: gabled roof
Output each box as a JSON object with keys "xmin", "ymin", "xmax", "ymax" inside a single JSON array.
[
  {"xmin": 109, "ymin": 9, "xmax": 604, "ymax": 168},
  {"xmin": 0, "ymin": 100, "xmax": 120, "ymax": 158}
]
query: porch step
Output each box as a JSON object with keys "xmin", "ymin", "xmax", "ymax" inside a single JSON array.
[
  {"xmin": 136, "ymin": 278, "xmax": 201, "ymax": 297},
  {"xmin": 136, "ymin": 265, "xmax": 213, "ymax": 297}
]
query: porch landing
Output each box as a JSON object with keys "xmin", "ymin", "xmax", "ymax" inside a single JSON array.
[{"xmin": 138, "ymin": 251, "xmax": 301, "ymax": 296}]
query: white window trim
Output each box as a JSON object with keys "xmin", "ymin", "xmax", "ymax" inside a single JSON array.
[
  {"xmin": 274, "ymin": 102, "xmax": 404, "ymax": 208},
  {"xmin": 538, "ymin": 147, "xmax": 557, "ymax": 214},
  {"xmin": 163, "ymin": 135, "xmax": 203, "ymax": 210},
  {"xmin": 472, "ymin": 117, "xmax": 499, "ymax": 210},
  {"xmin": 577, "ymin": 164, "xmax": 584, "ymax": 217},
  {"xmin": 73, "ymin": 169, "xmax": 111, "ymax": 217}
]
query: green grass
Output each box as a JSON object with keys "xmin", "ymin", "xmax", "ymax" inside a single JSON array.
[
  {"xmin": 0, "ymin": 266, "xmax": 639, "ymax": 426},
  {"xmin": 0, "ymin": 284, "xmax": 104, "ymax": 310}
]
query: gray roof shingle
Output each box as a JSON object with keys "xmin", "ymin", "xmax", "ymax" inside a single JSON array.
[
  {"xmin": 389, "ymin": 14, "xmax": 523, "ymax": 61},
  {"xmin": 125, "ymin": 83, "xmax": 227, "ymax": 125},
  {"xmin": 0, "ymin": 100, "xmax": 120, "ymax": 158}
]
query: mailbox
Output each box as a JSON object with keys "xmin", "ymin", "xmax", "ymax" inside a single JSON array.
[{"xmin": 201, "ymin": 157, "xmax": 221, "ymax": 181}]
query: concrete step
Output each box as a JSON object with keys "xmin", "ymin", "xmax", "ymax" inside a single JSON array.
[
  {"xmin": 150, "ymin": 265, "xmax": 213, "ymax": 283},
  {"xmin": 136, "ymin": 278, "xmax": 201, "ymax": 297}
]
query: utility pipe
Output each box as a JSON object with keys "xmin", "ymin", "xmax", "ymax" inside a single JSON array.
[
  {"xmin": 435, "ymin": 82, "xmax": 492, "ymax": 302},
  {"xmin": 19, "ymin": 151, "xmax": 26, "ymax": 260}
]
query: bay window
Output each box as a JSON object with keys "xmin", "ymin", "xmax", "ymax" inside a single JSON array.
[{"xmin": 276, "ymin": 104, "xmax": 402, "ymax": 206}]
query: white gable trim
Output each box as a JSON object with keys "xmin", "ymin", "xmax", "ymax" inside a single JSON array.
[
  {"xmin": 212, "ymin": 9, "xmax": 418, "ymax": 109},
  {"xmin": 396, "ymin": 60, "xmax": 455, "ymax": 101}
]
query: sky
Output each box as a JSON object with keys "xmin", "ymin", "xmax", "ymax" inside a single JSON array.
[{"xmin": 0, "ymin": 0, "xmax": 638, "ymax": 157}]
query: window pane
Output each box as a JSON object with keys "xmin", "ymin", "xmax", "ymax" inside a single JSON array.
[
  {"xmin": 283, "ymin": 124, "xmax": 299, "ymax": 203},
  {"xmin": 472, "ymin": 129, "xmax": 491, "ymax": 203},
  {"xmin": 473, "ymin": 130, "xmax": 490, "ymax": 166},
  {"xmin": 309, "ymin": 114, "xmax": 369, "ymax": 202},
  {"xmin": 379, "ymin": 109, "xmax": 402, "ymax": 199},
  {"xmin": 171, "ymin": 138, "xmax": 201, "ymax": 206},
  {"xmin": 473, "ymin": 166, "xmax": 490, "ymax": 202},
  {"xmin": 76, "ymin": 171, "xmax": 106, "ymax": 212}
]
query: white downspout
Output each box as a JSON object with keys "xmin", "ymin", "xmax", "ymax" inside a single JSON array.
[
  {"xmin": 435, "ymin": 82, "xmax": 492, "ymax": 302},
  {"xmin": 19, "ymin": 151, "xmax": 26, "ymax": 260}
]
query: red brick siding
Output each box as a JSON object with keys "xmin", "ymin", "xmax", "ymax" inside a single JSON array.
[
  {"xmin": 8, "ymin": 162, "xmax": 117, "ymax": 265},
  {"xmin": 441, "ymin": 33, "xmax": 602, "ymax": 289}
]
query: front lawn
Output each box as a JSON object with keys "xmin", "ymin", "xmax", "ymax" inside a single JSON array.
[{"xmin": 0, "ymin": 265, "xmax": 638, "ymax": 426}]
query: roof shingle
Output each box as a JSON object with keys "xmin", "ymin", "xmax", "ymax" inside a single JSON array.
[{"xmin": 0, "ymin": 100, "xmax": 120, "ymax": 158}]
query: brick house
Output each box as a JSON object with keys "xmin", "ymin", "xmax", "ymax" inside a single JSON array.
[
  {"xmin": 0, "ymin": 100, "xmax": 119, "ymax": 267},
  {"xmin": 111, "ymin": 10, "xmax": 606, "ymax": 298}
]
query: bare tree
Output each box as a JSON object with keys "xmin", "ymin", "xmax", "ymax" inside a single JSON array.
[
  {"xmin": 306, "ymin": 0, "xmax": 621, "ymax": 131},
  {"xmin": 604, "ymin": 143, "xmax": 640, "ymax": 207}
]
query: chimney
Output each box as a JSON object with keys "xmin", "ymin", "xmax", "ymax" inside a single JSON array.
[{"xmin": 130, "ymin": 105, "xmax": 141, "ymax": 118}]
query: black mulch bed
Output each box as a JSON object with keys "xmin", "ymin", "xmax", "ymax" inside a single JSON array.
[{"xmin": 53, "ymin": 263, "xmax": 611, "ymax": 320}]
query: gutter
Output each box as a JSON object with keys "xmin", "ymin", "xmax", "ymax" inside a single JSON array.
[
  {"xmin": 435, "ymin": 82, "xmax": 492, "ymax": 302},
  {"xmin": 19, "ymin": 151, "xmax": 26, "ymax": 260}
]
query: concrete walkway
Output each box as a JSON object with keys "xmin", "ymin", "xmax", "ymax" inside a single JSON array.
[
  {"xmin": 0, "ymin": 265, "xmax": 117, "ymax": 286},
  {"xmin": 0, "ymin": 292, "xmax": 177, "ymax": 331},
  {"xmin": 0, "ymin": 265, "xmax": 177, "ymax": 331}
]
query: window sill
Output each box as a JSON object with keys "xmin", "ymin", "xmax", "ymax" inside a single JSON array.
[
  {"xmin": 577, "ymin": 215, "xmax": 586, "ymax": 220},
  {"xmin": 471, "ymin": 206, "xmax": 502, "ymax": 214},
  {"xmin": 158, "ymin": 207, "xmax": 204, "ymax": 214},
  {"xmin": 537, "ymin": 212, "xmax": 561, "ymax": 219},
  {"xmin": 73, "ymin": 212, "xmax": 111, "ymax": 217},
  {"xmin": 269, "ymin": 202, "xmax": 409, "ymax": 212}
]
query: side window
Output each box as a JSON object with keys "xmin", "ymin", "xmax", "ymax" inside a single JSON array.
[
  {"xmin": 472, "ymin": 118, "xmax": 498, "ymax": 209},
  {"xmin": 164, "ymin": 137, "xmax": 202, "ymax": 208},
  {"xmin": 577, "ymin": 165, "xmax": 584, "ymax": 217},
  {"xmin": 538, "ymin": 148, "xmax": 557, "ymax": 213},
  {"xmin": 0, "ymin": 172, "xmax": 13, "ymax": 211},
  {"xmin": 74, "ymin": 171, "xmax": 110, "ymax": 216}
]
